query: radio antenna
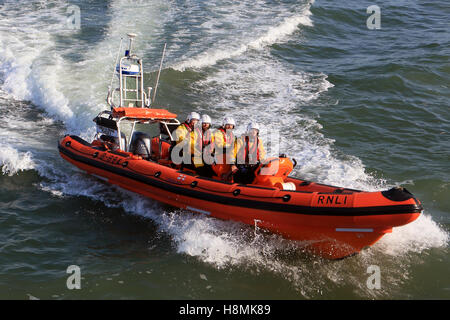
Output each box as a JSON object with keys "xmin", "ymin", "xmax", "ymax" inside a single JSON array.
[{"xmin": 152, "ymin": 43, "xmax": 167, "ymax": 104}]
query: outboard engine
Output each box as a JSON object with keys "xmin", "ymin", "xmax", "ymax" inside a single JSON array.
[{"xmin": 130, "ymin": 132, "xmax": 151, "ymax": 159}]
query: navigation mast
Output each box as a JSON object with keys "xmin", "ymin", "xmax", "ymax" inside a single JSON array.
[{"xmin": 107, "ymin": 33, "xmax": 151, "ymax": 109}]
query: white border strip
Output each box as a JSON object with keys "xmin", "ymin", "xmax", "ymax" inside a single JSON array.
[
  {"xmin": 91, "ymin": 174, "xmax": 108, "ymax": 182},
  {"xmin": 186, "ymin": 206, "xmax": 211, "ymax": 216}
]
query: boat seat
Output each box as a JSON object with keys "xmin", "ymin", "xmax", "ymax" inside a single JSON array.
[
  {"xmin": 100, "ymin": 133, "xmax": 127, "ymax": 152},
  {"xmin": 151, "ymin": 137, "xmax": 171, "ymax": 160}
]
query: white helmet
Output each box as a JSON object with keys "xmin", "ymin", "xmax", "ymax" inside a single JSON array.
[
  {"xmin": 222, "ymin": 116, "xmax": 236, "ymax": 128},
  {"xmin": 246, "ymin": 122, "xmax": 260, "ymax": 133},
  {"xmin": 201, "ymin": 114, "xmax": 212, "ymax": 124},
  {"xmin": 186, "ymin": 111, "xmax": 200, "ymax": 122}
]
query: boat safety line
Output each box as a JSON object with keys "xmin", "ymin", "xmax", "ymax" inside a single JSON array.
[
  {"xmin": 128, "ymin": 161, "xmax": 286, "ymax": 199},
  {"xmin": 58, "ymin": 144, "xmax": 423, "ymax": 216}
]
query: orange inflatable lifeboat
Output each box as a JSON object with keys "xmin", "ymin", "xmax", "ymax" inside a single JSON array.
[{"xmin": 58, "ymin": 107, "xmax": 422, "ymax": 259}]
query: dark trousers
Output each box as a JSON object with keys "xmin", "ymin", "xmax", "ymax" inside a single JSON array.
[
  {"xmin": 233, "ymin": 165, "xmax": 257, "ymax": 184},
  {"xmin": 195, "ymin": 165, "xmax": 216, "ymax": 178}
]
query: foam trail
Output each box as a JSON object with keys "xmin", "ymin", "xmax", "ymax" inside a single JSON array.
[
  {"xmin": 0, "ymin": 1, "xmax": 74, "ymax": 122},
  {"xmin": 0, "ymin": 0, "xmax": 172, "ymax": 182},
  {"xmin": 0, "ymin": 0, "xmax": 171, "ymax": 181},
  {"xmin": 0, "ymin": 0, "xmax": 171, "ymax": 136},
  {"xmin": 171, "ymin": 4, "xmax": 313, "ymax": 71},
  {"xmin": 61, "ymin": 0, "xmax": 172, "ymax": 126},
  {"xmin": 0, "ymin": 144, "xmax": 35, "ymax": 176}
]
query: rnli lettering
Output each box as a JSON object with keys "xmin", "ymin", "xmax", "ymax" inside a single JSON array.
[{"xmin": 317, "ymin": 195, "xmax": 348, "ymax": 206}]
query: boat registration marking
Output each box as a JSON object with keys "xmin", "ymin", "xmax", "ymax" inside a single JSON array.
[
  {"xmin": 335, "ymin": 228, "xmax": 374, "ymax": 233},
  {"xmin": 312, "ymin": 194, "xmax": 353, "ymax": 207},
  {"xmin": 186, "ymin": 206, "xmax": 211, "ymax": 216}
]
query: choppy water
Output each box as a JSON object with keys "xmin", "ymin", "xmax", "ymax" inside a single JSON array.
[{"xmin": 0, "ymin": 0, "xmax": 448, "ymax": 299}]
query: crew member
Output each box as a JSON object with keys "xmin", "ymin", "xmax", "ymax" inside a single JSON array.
[
  {"xmin": 200, "ymin": 114, "xmax": 213, "ymax": 150},
  {"xmin": 234, "ymin": 122, "xmax": 266, "ymax": 184},
  {"xmin": 174, "ymin": 112, "xmax": 202, "ymax": 170},
  {"xmin": 212, "ymin": 116, "xmax": 238, "ymax": 181},
  {"xmin": 195, "ymin": 114, "xmax": 216, "ymax": 177}
]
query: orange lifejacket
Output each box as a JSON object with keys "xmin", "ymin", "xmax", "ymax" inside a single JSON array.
[
  {"xmin": 211, "ymin": 128, "xmax": 236, "ymax": 179},
  {"xmin": 202, "ymin": 128, "xmax": 212, "ymax": 147},
  {"xmin": 218, "ymin": 127, "xmax": 234, "ymax": 149},
  {"xmin": 201, "ymin": 128, "xmax": 214, "ymax": 164},
  {"xmin": 243, "ymin": 136, "xmax": 260, "ymax": 164}
]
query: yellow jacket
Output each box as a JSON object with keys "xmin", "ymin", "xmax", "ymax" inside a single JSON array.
[
  {"xmin": 213, "ymin": 128, "xmax": 237, "ymax": 164},
  {"xmin": 174, "ymin": 123, "xmax": 203, "ymax": 167},
  {"xmin": 236, "ymin": 135, "xmax": 266, "ymax": 165}
]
